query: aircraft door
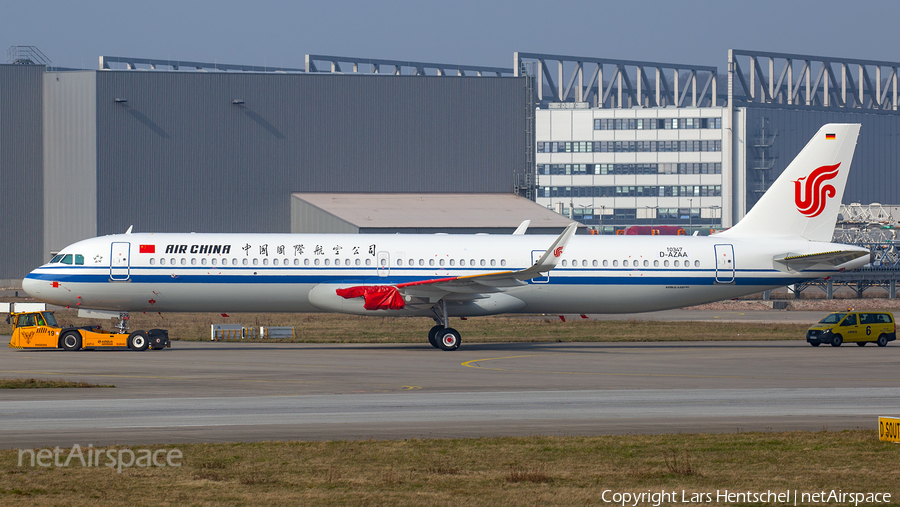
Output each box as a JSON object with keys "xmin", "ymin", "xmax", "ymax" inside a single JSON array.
[
  {"xmin": 376, "ymin": 251, "xmax": 390, "ymax": 277},
  {"xmin": 110, "ymin": 242, "xmax": 131, "ymax": 281},
  {"xmin": 530, "ymin": 250, "xmax": 549, "ymax": 283},
  {"xmin": 714, "ymin": 244, "xmax": 735, "ymax": 284}
]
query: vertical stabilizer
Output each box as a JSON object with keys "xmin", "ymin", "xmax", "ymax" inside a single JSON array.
[{"xmin": 722, "ymin": 123, "xmax": 860, "ymax": 241}]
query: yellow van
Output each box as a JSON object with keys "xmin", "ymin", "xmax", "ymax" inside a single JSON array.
[{"xmin": 806, "ymin": 311, "xmax": 896, "ymax": 347}]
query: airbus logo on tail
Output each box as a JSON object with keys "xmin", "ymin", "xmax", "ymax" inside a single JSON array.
[{"xmin": 794, "ymin": 163, "xmax": 840, "ymax": 218}]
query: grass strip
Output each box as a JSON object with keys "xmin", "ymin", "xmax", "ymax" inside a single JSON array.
[
  {"xmin": 1, "ymin": 431, "xmax": 896, "ymax": 506},
  {"xmin": 2, "ymin": 310, "xmax": 811, "ymax": 343},
  {"xmin": 0, "ymin": 378, "xmax": 113, "ymax": 389}
]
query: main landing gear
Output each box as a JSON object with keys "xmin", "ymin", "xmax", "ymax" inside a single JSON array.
[{"xmin": 428, "ymin": 300, "xmax": 461, "ymax": 351}]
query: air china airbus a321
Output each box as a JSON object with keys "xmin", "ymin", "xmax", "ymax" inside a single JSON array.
[{"xmin": 24, "ymin": 124, "xmax": 870, "ymax": 350}]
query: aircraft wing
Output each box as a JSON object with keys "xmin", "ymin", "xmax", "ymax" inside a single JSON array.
[
  {"xmin": 772, "ymin": 249, "xmax": 870, "ymax": 273},
  {"xmin": 336, "ymin": 223, "xmax": 578, "ymax": 309}
]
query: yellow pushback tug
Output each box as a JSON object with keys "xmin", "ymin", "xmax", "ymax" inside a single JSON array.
[{"xmin": 8, "ymin": 311, "xmax": 169, "ymax": 351}]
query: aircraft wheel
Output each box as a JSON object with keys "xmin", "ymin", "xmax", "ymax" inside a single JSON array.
[
  {"xmin": 436, "ymin": 328, "xmax": 461, "ymax": 351},
  {"xmin": 427, "ymin": 325, "xmax": 443, "ymax": 348},
  {"xmin": 831, "ymin": 335, "xmax": 843, "ymax": 347},
  {"xmin": 148, "ymin": 330, "xmax": 167, "ymax": 350},
  {"xmin": 809, "ymin": 342, "xmax": 820, "ymax": 347},
  {"xmin": 129, "ymin": 331, "xmax": 149, "ymax": 351},
  {"xmin": 61, "ymin": 331, "xmax": 82, "ymax": 351},
  {"xmin": 877, "ymin": 334, "xmax": 889, "ymax": 347},
  {"xmin": 856, "ymin": 342, "xmax": 867, "ymax": 347}
]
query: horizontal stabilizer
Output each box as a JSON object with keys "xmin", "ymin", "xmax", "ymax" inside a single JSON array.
[{"xmin": 773, "ymin": 250, "xmax": 870, "ymax": 273}]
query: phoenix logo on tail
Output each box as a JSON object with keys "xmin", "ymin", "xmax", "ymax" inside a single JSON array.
[{"xmin": 794, "ymin": 163, "xmax": 840, "ymax": 217}]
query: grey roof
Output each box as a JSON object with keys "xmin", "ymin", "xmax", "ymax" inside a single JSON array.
[{"xmin": 291, "ymin": 193, "xmax": 574, "ymax": 228}]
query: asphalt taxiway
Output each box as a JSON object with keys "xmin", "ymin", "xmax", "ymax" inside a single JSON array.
[{"xmin": 1, "ymin": 336, "xmax": 898, "ymax": 448}]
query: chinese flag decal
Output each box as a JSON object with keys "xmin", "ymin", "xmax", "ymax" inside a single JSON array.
[{"xmin": 139, "ymin": 245, "xmax": 155, "ymax": 254}]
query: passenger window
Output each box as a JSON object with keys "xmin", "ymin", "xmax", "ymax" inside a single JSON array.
[
  {"xmin": 480, "ymin": 259, "xmax": 486, "ymax": 266},
  {"xmin": 345, "ymin": 259, "xmax": 351, "ymax": 266},
  {"xmin": 623, "ymin": 260, "xmax": 629, "ymax": 267},
  {"xmin": 192, "ymin": 258, "xmax": 198, "ymax": 265},
  {"xmin": 202, "ymin": 258, "xmax": 208, "ymax": 265},
  {"xmin": 314, "ymin": 259, "xmax": 320, "ymax": 266},
  {"xmin": 841, "ymin": 315, "xmax": 857, "ymax": 326},
  {"xmin": 18, "ymin": 314, "xmax": 35, "ymax": 327},
  {"xmin": 674, "ymin": 260, "xmax": 680, "ymax": 267},
  {"xmin": 419, "ymin": 259, "xmax": 425, "ymax": 266},
  {"xmin": 500, "ymin": 259, "xmax": 506, "ymax": 267},
  {"xmin": 243, "ymin": 259, "xmax": 249, "ymax": 266},
  {"xmin": 212, "ymin": 258, "xmax": 218, "ymax": 266},
  {"xmin": 612, "ymin": 260, "xmax": 618, "ymax": 267},
  {"xmin": 355, "ymin": 259, "xmax": 360, "ymax": 266},
  {"xmin": 602, "ymin": 260, "xmax": 608, "ymax": 267},
  {"xmin": 491, "ymin": 259, "xmax": 496, "ymax": 266},
  {"xmin": 262, "ymin": 258, "xmax": 269, "ymax": 266},
  {"xmin": 440, "ymin": 259, "xmax": 445, "ymax": 266},
  {"xmin": 324, "ymin": 259, "xmax": 330, "ymax": 266},
  {"xmin": 160, "ymin": 258, "xmax": 166, "ymax": 265},
  {"xmin": 182, "ymin": 258, "xmax": 187, "ymax": 265},
  {"xmin": 593, "ymin": 260, "xmax": 598, "ymax": 267},
  {"xmin": 75, "ymin": 254, "xmax": 84, "ymax": 265},
  {"xmin": 653, "ymin": 260, "xmax": 659, "ymax": 267},
  {"xmin": 365, "ymin": 259, "xmax": 371, "ymax": 266},
  {"xmin": 450, "ymin": 259, "xmax": 455, "ymax": 266},
  {"xmin": 643, "ymin": 260, "xmax": 649, "ymax": 267},
  {"xmin": 860, "ymin": 314, "xmax": 872, "ymax": 324},
  {"xmin": 664, "ymin": 260, "xmax": 670, "ymax": 267},
  {"xmin": 252, "ymin": 258, "xmax": 258, "ymax": 266},
  {"xmin": 60, "ymin": 254, "xmax": 73, "ymax": 265},
  {"xmin": 562, "ymin": 260, "xmax": 567, "ymax": 267},
  {"xmin": 694, "ymin": 260, "xmax": 700, "ymax": 267},
  {"xmin": 430, "ymin": 259, "xmax": 436, "ymax": 266},
  {"xmin": 294, "ymin": 259, "xmax": 300, "ymax": 266},
  {"xmin": 150, "ymin": 258, "xmax": 156, "ymax": 265}
]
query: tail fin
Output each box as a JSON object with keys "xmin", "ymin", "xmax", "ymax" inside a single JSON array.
[{"xmin": 722, "ymin": 123, "xmax": 860, "ymax": 242}]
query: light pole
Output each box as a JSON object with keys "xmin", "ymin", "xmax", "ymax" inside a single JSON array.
[{"xmin": 688, "ymin": 198, "xmax": 693, "ymax": 234}]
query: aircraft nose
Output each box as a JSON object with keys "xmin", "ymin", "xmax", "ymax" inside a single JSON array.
[{"xmin": 22, "ymin": 273, "xmax": 42, "ymax": 298}]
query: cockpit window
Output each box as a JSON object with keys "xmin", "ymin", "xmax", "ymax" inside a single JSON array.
[
  {"xmin": 74, "ymin": 254, "xmax": 84, "ymax": 265},
  {"xmin": 60, "ymin": 254, "xmax": 73, "ymax": 265},
  {"xmin": 50, "ymin": 255, "xmax": 63, "ymax": 263}
]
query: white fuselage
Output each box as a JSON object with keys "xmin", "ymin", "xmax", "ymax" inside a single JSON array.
[{"xmin": 23, "ymin": 232, "xmax": 869, "ymax": 316}]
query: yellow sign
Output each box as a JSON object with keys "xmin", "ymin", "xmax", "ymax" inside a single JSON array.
[{"xmin": 879, "ymin": 416, "xmax": 900, "ymax": 442}]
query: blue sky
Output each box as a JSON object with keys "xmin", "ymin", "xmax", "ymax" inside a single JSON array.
[{"xmin": 6, "ymin": 0, "xmax": 899, "ymax": 71}]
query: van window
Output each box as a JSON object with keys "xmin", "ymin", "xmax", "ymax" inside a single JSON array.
[
  {"xmin": 859, "ymin": 313, "xmax": 874, "ymax": 324},
  {"xmin": 840, "ymin": 314, "xmax": 857, "ymax": 326},
  {"xmin": 819, "ymin": 313, "xmax": 845, "ymax": 324},
  {"xmin": 876, "ymin": 314, "xmax": 893, "ymax": 324}
]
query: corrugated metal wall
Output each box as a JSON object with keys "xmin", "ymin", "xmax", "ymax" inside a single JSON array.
[
  {"xmin": 93, "ymin": 72, "xmax": 526, "ymax": 235},
  {"xmin": 744, "ymin": 108, "xmax": 900, "ymax": 210},
  {"xmin": 0, "ymin": 64, "xmax": 44, "ymax": 283},
  {"xmin": 43, "ymin": 71, "xmax": 97, "ymax": 255}
]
